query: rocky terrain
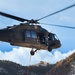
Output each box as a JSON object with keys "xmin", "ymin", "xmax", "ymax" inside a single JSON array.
[
  {"xmin": 0, "ymin": 52, "xmax": 75, "ymax": 75},
  {"xmin": 0, "ymin": 60, "xmax": 53, "ymax": 75},
  {"xmin": 45, "ymin": 52, "xmax": 75, "ymax": 75}
]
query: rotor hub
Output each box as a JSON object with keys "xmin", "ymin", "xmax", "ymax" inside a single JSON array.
[{"xmin": 28, "ymin": 19, "xmax": 39, "ymax": 24}]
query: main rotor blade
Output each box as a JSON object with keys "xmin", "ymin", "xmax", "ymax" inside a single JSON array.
[
  {"xmin": 0, "ymin": 12, "xmax": 29, "ymax": 22},
  {"xmin": 37, "ymin": 4, "xmax": 75, "ymax": 21},
  {"xmin": 40, "ymin": 23, "xmax": 75, "ymax": 29}
]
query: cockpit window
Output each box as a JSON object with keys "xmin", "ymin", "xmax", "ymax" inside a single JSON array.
[
  {"xmin": 54, "ymin": 34, "xmax": 59, "ymax": 40},
  {"xmin": 51, "ymin": 34, "xmax": 59, "ymax": 40},
  {"xmin": 48, "ymin": 33, "xmax": 59, "ymax": 41},
  {"xmin": 52, "ymin": 34, "xmax": 55, "ymax": 41}
]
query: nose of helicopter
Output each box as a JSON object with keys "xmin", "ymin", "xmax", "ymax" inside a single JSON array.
[
  {"xmin": 56, "ymin": 40, "xmax": 61, "ymax": 48},
  {"xmin": 53, "ymin": 40, "xmax": 61, "ymax": 49}
]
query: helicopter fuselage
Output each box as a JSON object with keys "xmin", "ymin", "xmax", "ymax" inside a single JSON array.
[{"xmin": 0, "ymin": 23, "xmax": 61, "ymax": 51}]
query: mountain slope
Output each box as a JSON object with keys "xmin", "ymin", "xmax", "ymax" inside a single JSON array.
[
  {"xmin": 45, "ymin": 52, "xmax": 75, "ymax": 75},
  {"xmin": 0, "ymin": 60, "xmax": 26, "ymax": 75},
  {"xmin": 0, "ymin": 52, "xmax": 75, "ymax": 75},
  {"xmin": 0, "ymin": 60, "xmax": 53, "ymax": 75}
]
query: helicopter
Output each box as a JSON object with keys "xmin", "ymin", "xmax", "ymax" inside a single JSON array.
[{"xmin": 0, "ymin": 4, "xmax": 75, "ymax": 55}]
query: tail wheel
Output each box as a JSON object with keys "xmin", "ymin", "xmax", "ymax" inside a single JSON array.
[{"xmin": 48, "ymin": 46, "xmax": 52, "ymax": 52}]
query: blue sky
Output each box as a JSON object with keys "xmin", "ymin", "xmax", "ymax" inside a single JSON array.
[{"xmin": 0, "ymin": 0, "xmax": 75, "ymax": 65}]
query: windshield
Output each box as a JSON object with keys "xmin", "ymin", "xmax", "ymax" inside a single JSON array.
[
  {"xmin": 48, "ymin": 33, "xmax": 59, "ymax": 41},
  {"xmin": 54, "ymin": 34, "xmax": 59, "ymax": 40}
]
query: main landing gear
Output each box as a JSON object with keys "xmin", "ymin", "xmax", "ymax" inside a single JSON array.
[
  {"xmin": 48, "ymin": 46, "xmax": 52, "ymax": 52},
  {"xmin": 30, "ymin": 48, "xmax": 37, "ymax": 55},
  {"xmin": 30, "ymin": 46, "xmax": 52, "ymax": 55}
]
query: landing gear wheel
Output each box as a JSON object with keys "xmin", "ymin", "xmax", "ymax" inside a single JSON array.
[
  {"xmin": 30, "ymin": 50, "xmax": 35, "ymax": 55},
  {"xmin": 48, "ymin": 46, "xmax": 52, "ymax": 52}
]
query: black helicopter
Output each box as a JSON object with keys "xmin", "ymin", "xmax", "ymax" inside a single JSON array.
[{"xmin": 0, "ymin": 4, "xmax": 75, "ymax": 55}]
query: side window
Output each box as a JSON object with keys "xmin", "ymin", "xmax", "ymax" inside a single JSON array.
[
  {"xmin": 25, "ymin": 30, "xmax": 31, "ymax": 37},
  {"xmin": 31, "ymin": 31, "xmax": 37, "ymax": 38},
  {"xmin": 25, "ymin": 30, "xmax": 37, "ymax": 38}
]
